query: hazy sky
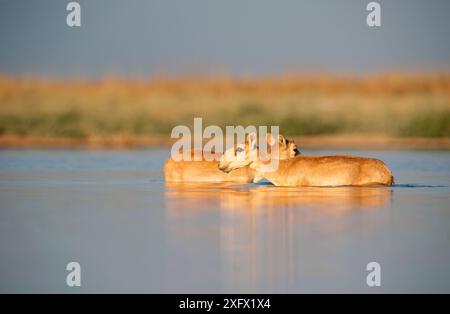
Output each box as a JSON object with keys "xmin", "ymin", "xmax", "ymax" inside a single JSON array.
[{"xmin": 1, "ymin": 0, "xmax": 449, "ymax": 78}]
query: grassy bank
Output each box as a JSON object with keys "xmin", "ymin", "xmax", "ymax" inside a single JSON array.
[{"xmin": 0, "ymin": 73, "xmax": 449, "ymax": 142}]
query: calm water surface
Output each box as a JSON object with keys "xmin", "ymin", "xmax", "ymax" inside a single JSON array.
[{"xmin": 0, "ymin": 148, "xmax": 449, "ymax": 293}]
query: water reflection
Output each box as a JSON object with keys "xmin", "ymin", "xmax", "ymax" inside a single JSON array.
[{"xmin": 164, "ymin": 182, "xmax": 392, "ymax": 292}]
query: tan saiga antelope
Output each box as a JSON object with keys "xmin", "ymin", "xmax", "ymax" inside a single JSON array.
[
  {"xmin": 218, "ymin": 133, "xmax": 394, "ymax": 187},
  {"xmin": 164, "ymin": 133, "xmax": 299, "ymax": 183}
]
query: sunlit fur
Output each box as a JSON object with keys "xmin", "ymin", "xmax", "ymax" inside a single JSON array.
[
  {"xmin": 218, "ymin": 133, "xmax": 299, "ymax": 173},
  {"xmin": 164, "ymin": 134, "xmax": 299, "ymax": 183},
  {"xmin": 221, "ymin": 153, "xmax": 394, "ymax": 187}
]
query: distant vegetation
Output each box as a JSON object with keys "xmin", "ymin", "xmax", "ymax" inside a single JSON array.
[{"xmin": 0, "ymin": 73, "xmax": 449, "ymax": 139}]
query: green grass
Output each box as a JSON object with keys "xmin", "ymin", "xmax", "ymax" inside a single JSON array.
[
  {"xmin": 0, "ymin": 110, "xmax": 174, "ymax": 138},
  {"xmin": 1, "ymin": 107, "xmax": 449, "ymax": 139},
  {"xmin": 0, "ymin": 75, "xmax": 449, "ymax": 139},
  {"xmin": 398, "ymin": 111, "xmax": 450, "ymax": 137}
]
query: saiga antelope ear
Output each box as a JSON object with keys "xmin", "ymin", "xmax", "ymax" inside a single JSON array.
[
  {"xmin": 278, "ymin": 134, "xmax": 287, "ymax": 147},
  {"xmin": 266, "ymin": 133, "xmax": 276, "ymax": 146},
  {"xmin": 246, "ymin": 132, "xmax": 258, "ymax": 150}
]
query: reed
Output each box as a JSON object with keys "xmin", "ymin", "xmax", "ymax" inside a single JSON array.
[{"xmin": 1, "ymin": 73, "xmax": 449, "ymax": 138}]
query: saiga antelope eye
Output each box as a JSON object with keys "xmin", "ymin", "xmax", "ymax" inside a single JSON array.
[{"xmin": 236, "ymin": 147, "xmax": 244, "ymax": 153}]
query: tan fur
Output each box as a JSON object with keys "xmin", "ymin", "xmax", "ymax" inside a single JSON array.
[
  {"xmin": 164, "ymin": 152, "xmax": 256, "ymax": 183},
  {"xmin": 164, "ymin": 134, "xmax": 299, "ymax": 183},
  {"xmin": 249, "ymin": 155, "xmax": 394, "ymax": 187}
]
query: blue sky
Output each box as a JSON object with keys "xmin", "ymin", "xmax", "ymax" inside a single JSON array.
[{"xmin": 0, "ymin": 0, "xmax": 449, "ymax": 78}]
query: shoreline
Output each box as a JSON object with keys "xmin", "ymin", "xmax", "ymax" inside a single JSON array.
[{"xmin": 1, "ymin": 134, "xmax": 449, "ymax": 150}]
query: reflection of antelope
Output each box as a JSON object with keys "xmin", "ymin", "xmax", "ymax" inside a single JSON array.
[
  {"xmin": 164, "ymin": 182, "xmax": 392, "ymax": 291},
  {"xmin": 219, "ymin": 133, "xmax": 394, "ymax": 187},
  {"xmin": 165, "ymin": 182, "xmax": 392, "ymax": 213},
  {"xmin": 164, "ymin": 134, "xmax": 299, "ymax": 183}
]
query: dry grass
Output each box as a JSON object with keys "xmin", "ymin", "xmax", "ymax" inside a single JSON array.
[{"xmin": 0, "ymin": 73, "xmax": 449, "ymax": 140}]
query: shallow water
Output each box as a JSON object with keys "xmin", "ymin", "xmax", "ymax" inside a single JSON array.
[{"xmin": 0, "ymin": 148, "xmax": 449, "ymax": 293}]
